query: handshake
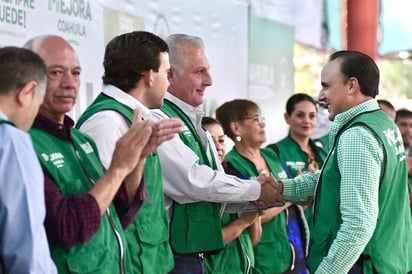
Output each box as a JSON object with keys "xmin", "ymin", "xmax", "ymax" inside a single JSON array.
[{"xmin": 253, "ymin": 173, "xmax": 283, "ymax": 207}]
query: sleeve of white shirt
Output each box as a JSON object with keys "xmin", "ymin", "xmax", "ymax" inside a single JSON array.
[
  {"xmin": 0, "ymin": 129, "xmax": 57, "ymax": 274},
  {"xmin": 78, "ymin": 110, "xmax": 130, "ymax": 169},
  {"xmin": 151, "ymin": 109, "xmax": 261, "ymax": 204}
]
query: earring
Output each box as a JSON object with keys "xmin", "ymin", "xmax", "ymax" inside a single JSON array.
[{"xmin": 235, "ymin": 136, "xmax": 242, "ymax": 142}]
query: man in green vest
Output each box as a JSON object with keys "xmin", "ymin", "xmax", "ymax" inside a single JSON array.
[
  {"xmin": 24, "ymin": 35, "xmax": 182, "ymax": 274},
  {"xmin": 76, "ymin": 31, "xmax": 183, "ymax": 273},
  {"xmin": 395, "ymin": 108, "xmax": 412, "ymax": 215},
  {"xmin": 377, "ymin": 99, "xmax": 396, "ymax": 121},
  {"xmin": 276, "ymin": 50, "xmax": 412, "ymax": 273},
  {"xmin": 150, "ymin": 34, "xmax": 282, "ymax": 274}
]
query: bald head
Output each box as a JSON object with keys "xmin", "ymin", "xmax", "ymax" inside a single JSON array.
[
  {"xmin": 24, "ymin": 35, "xmax": 79, "ymax": 65},
  {"xmin": 24, "ymin": 35, "xmax": 81, "ymax": 123}
]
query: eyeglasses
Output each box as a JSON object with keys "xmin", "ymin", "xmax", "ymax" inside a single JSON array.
[{"xmin": 240, "ymin": 114, "xmax": 265, "ymax": 124}]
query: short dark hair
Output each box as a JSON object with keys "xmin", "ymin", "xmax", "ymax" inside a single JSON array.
[
  {"xmin": 202, "ymin": 116, "xmax": 221, "ymax": 128},
  {"xmin": 377, "ymin": 99, "xmax": 395, "ymax": 111},
  {"xmin": 215, "ymin": 99, "xmax": 259, "ymax": 141},
  {"xmin": 0, "ymin": 46, "xmax": 47, "ymax": 96},
  {"xmin": 102, "ymin": 31, "xmax": 169, "ymax": 93},
  {"xmin": 395, "ymin": 108, "xmax": 412, "ymax": 122},
  {"xmin": 329, "ymin": 50, "xmax": 380, "ymax": 98},
  {"xmin": 286, "ymin": 93, "xmax": 317, "ymax": 115}
]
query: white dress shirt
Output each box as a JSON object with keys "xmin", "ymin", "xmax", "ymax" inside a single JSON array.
[
  {"xmin": 78, "ymin": 85, "xmax": 150, "ymax": 168},
  {"xmin": 151, "ymin": 92, "xmax": 261, "ymax": 215}
]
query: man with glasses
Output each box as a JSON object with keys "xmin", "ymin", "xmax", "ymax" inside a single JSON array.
[{"xmin": 395, "ymin": 108, "xmax": 412, "ymax": 216}]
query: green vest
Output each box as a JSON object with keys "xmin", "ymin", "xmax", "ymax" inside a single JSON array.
[
  {"xmin": 308, "ymin": 110, "xmax": 412, "ymax": 273},
  {"xmin": 205, "ymin": 213, "xmax": 257, "ymax": 274},
  {"xmin": 76, "ymin": 93, "xmax": 174, "ymax": 273},
  {"xmin": 29, "ymin": 127, "xmax": 132, "ymax": 274},
  {"xmin": 161, "ymin": 99, "xmax": 225, "ymax": 254},
  {"xmin": 268, "ymin": 135, "xmax": 328, "ymax": 178},
  {"xmin": 268, "ymin": 135, "xmax": 328, "ymax": 228},
  {"xmin": 224, "ymin": 148, "xmax": 292, "ymax": 273},
  {"xmin": 315, "ymin": 133, "xmax": 330, "ymax": 152}
]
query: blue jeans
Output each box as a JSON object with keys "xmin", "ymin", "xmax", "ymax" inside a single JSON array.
[
  {"xmin": 169, "ymin": 254, "xmax": 204, "ymax": 274},
  {"xmin": 348, "ymin": 263, "xmax": 363, "ymax": 274}
]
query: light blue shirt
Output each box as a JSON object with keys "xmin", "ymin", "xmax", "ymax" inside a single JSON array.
[{"xmin": 0, "ymin": 112, "xmax": 57, "ymax": 274}]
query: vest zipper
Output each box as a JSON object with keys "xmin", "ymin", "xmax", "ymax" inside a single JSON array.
[
  {"xmin": 73, "ymin": 147, "xmax": 126, "ymax": 274},
  {"xmin": 289, "ymin": 241, "xmax": 296, "ymax": 271},
  {"xmin": 106, "ymin": 207, "xmax": 126, "ymax": 274},
  {"xmin": 240, "ymin": 240, "xmax": 251, "ymax": 274},
  {"xmin": 286, "ymin": 208, "xmax": 296, "ymax": 271}
]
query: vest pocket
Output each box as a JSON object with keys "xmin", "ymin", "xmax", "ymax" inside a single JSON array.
[
  {"xmin": 310, "ymin": 225, "xmax": 332, "ymax": 255},
  {"xmin": 187, "ymin": 203, "xmax": 213, "ymax": 221},
  {"xmin": 67, "ymin": 244, "xmax": 112, "ymax": 273},
  {"xmin": 206, "ymin": 241, "xmax": 244, "ymax": 274},
  {"xmin": 171, "ymin": 202, "xmax": 224, "ymax": 254},
  {"xmin": 308, "ymin": 225, "xmax": 333, "ymax": 271},
  {"xmin": 259, "ymin": 214, "xmax": 286, "ymax": 243},
  {"xmin": 186, "ymin": 203, "xmax": 223, "ymax": 252},
  {"xmin": 135, "ymin": 219, "xmax": 173, "ymax": 272},
  {"xmin": 137, "ymin": 219, "xmax": 168, "ymax": 245}
]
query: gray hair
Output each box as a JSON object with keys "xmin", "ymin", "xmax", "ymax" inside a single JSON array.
[
  {"xmin": 165, "ymin": 34, "xmax": 204, "ymax": 74},
  {"xmin": 23, "ymin": 35, "xmax": 50, "ymax": 52}
]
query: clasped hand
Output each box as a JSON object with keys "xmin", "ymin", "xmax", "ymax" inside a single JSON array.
[
  {"xmin": 253, "ymin": 173, "xmax": 283, "ymax": 207},
  {"xmin": 110, "ymin": 109, "xmax": 183, "ymax": 176}
]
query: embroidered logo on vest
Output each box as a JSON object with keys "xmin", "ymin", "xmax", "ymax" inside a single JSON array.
[
  {"xmin": 41, "ymin": 152, "xmax": 64, "ymax": 168},
  {"xmin": 181, "ymin": 125, "xmax": 192, "ymax": 137},
  {"xmin": 285, "ymin": 161, "xmax": 306, "ymax": 172},
  {"xmin": 80, "ymin": 142, "xmax": 94, "ymax": 154},
  {"xmin": 276, "ymin": 170, "xmax": 288, "ymax": 179},
  {"xmin": 314, "ymin": 140, "xmax": 324, "ymax": 148},
  {"xmin": 383, "ymin": 128, "xmax": 405, "ymax": 161}
]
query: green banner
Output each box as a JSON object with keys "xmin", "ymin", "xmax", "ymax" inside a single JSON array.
[{"xmin": 249, "ymin": 14, "xmax": 294, "ymax": 142}]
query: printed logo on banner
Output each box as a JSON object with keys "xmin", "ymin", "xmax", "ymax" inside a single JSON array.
[
  {"xmin": 48, "ymin": 0, "xmax": 92, "ymax": 38},
  {"xmin": 0, "ymin": 0, "xmax": 35, "ymax": 38},
  {"xmin": 153, "ymin": 13, "xmax": 170, "ymax": 38}
]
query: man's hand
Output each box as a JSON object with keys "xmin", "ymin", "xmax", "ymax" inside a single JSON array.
[
  {"xmin": 255, "ymin": 173, "xmax": 283, "ymax": 206},
  {"xmin": 294, "ymin": 195, "xmax": 314, "ymax": 207},
  {"xmin": 239, "ymin": 210, "xmax": 262, "ymax": 226},
  {"xmin": 90, "ymin": 110, "xmax": 152, "ymax": 215},
  {"xmin": 109, "ymin": 110, "xmax": 152, "ymax": 177},
  {"xmin": 140, "ymin": 114, "xmax": 183, "ymax": 158}
]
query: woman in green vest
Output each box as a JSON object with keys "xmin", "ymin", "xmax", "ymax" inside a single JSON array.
[
  {"xmin": 216, "ymin": 100, "xmax": 295, "ymax": 274},
  {"xmin": 202, "ymin": 116, "xmax": 262, "ymax": 274},
  {"xmin": 267, "ymin": 93, "xmax": 328, "ymax": 273},
  {"xmin": 267, "ymin": 93, "xmax": 328, "ymax": 178}
]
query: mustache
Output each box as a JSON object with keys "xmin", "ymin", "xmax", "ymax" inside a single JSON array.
[{"xmin": 54, "ymin": 90, "xmax": 76, "ymax": 98}]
